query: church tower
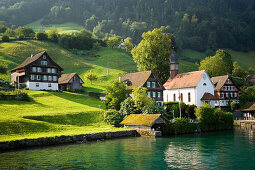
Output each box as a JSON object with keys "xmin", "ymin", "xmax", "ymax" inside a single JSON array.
[{"xmin": 169, "ymin": 53, "xmax": 178, "ymax": 79}]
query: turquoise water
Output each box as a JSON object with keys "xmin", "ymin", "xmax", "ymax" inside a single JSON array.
[{"xmin": 0, "ymin": 128, "xmax": 255, "ymax": 169}]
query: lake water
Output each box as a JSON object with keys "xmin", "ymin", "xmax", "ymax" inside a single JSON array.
[{"xmin": 0, "ymin": 128, "xmax": 254, "ymax": 169}]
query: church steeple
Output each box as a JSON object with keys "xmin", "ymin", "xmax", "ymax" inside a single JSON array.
[{"xmin": 169, "ymin": 53, "xmax": 178, "ymax": 79}]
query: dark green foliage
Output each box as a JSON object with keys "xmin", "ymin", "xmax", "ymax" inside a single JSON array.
[
  {"xmin": 230, "ymin": 101, "xmax": 238, "ymax": 111},
  {"xmin": 169, "ymin": 118, "xmax": 197, "ymax": 134},
  {"xmin": 239, "ymin": 86, "xmax": 255, "ymax": 106},
  {"xmin": 0, "ymin": 25, "xmax": 7, "ymax": 33},
  {"xmin": 0, "ymin": 64, "xmax": 7, "ymax": 74},
  {"xmin": 35, "ymin": 32, "xmax": 48, "ymax": 40},
  {"xmin": 142, "ymin": 105, "xmax": 166, "ymax": 115},
  {"xmin": 1, "ymin": 35, "xmax": 9, "ymax": 42},
  {"xmin": 119, "ymin": 98, "xmax": 135, "ymax": 116},
  {"xmin": 105, "ymin": 81, "xmax": 128, "ymax": 110},
  {"xmin": 185, "ymin": 104, "xmax": 196, "ymax": 119},
  {"xmin": 15, "ymin": 27, "xmax": 35, "ymax": 38},
  {"xmin": 166, "ymin": 102, "xmax": 187, "ymax": 118},
  {"xmin": 214, "ymin": 108, "xmax": 233, "ymax": 130},
  {"xmin": 0, "ymin": 90, "xmax": 30, "ymax": 101},
  {"xmin": 104, "ymin": 109, "xmax": 124, "ymax": 127}
]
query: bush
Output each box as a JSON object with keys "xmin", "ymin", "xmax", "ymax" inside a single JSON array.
[
  {"xmin": 0, "ymin": 64, "xmax": 8, "ymax": 74},
  {"xmin": 104, "ymin": 109, "xmax": 124, "ymax": 127},
  {"xmin": 169, "ymin": 117, "xmax": 197, "ymax": 134},
  {"xmin": 142, "ymin": 105, "xmax": 166, "ymax": 115},
  {"xmin": 0, "ymin": 90, "xmax": 30, "ymax": 101},
  {"xmin": 195, "ymin": 104, "xmax": 216, "ymax": 131},
  {"xmin": 1, "ymin": 35, "xmax": 9, "ymax": 42},
  {"xmin": 230, "ymin": 101, "xmax": 238, "ymax": 111},
  {"xmin": 35, "ymin": 32, "xmax": 48, "ymax": 40},
  {"xmin": 119, "ymin": 98, "xmax": 135, "ymax": 116},
  {"xmin": 185, "ymin": 104, "xmax": 196, "ymax": 119}
]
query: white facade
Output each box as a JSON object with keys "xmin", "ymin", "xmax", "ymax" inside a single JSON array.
[
  {"xmin": 163, "ymin": 71, "xmax": 215, "ymax": 107},
  {"xmin": 25, "ymin": 81, "xmax": 58, "ymax": 91}
]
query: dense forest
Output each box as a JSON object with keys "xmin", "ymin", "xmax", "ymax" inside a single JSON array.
[{"xmin": 0, "ymin": 0, "xmax": 255, "ymax": 52}]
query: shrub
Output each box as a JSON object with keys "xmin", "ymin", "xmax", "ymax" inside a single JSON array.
[
  {"xmin": 230, "ymin": 101, "xmax": 238, "ymax": 111},
  {"xmin": 142, "ymin": 105, "xmax": 166, "ymax": 115},
  {"xmin": 119, "ymin": 98, "xmax": 135, "ymax": 116},
  {"xmin": 35, "ymin": 32, "xmax": 48, "ymax": 40},
  {"xmin": 0, "ymin": 64, "xmax": 8, "ymax": 74},
  {"xmin": 185, "ymin": 104, "xmax": 196, "ymax": 119},
  {"xmin": 195, "ymin": 104, "xmax": 216, "ymax": 131},
  {"xmin": 169, "ymin": 117, "xmax": 197, "ymax": 134},
  {"xmin": 1, "ymin": 35, "xmax": 9, "ymax": 42},
  {"xmin": 104, "ymin": 109, "xmax": 124, "ymax": 127}
]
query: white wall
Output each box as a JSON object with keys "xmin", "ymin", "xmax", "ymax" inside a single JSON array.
[
  {"xmin": 27, "ymin": 82, "xmax": 58, "ymax": 91},
  {"xmin": 163, "ymin": 87, "xmax": 196, "ymax": 105},
  {"xmin": 195, "ymin": 71, "xmax": 215, "ymax": 107}
]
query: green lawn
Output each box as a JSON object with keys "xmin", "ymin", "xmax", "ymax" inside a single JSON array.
[
  {"xmin": 27, "ymin": 19, "xmax": 84, "ymax": 34},
  {"xmin": 0, "ymin": 91, "xmax": 123, "ymax": 142}
]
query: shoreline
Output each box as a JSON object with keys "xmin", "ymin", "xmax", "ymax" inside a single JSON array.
[{"xmin": 0, "ymin": 130, "xmax": 140, "ymax": 152}]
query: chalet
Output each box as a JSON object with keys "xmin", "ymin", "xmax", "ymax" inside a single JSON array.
[
  {"xmin": 120, "ymin": 114, "xmax": 169, "ymax": 131},
  {"xmin": 211, "ymin": 75, "xmax": 240, "ymax": 107},
  {"xmin": 58, "ymin": 73, "xmax": 84, "ymax": 91},
  {"xmin": 163, "ymin": 54, "xmax": 215, "ymax": 107},
  {"xmin": 120, "ymin": 71, "xmax": 165, "ymax": 106},
  {"xmin": 10, "ymin": 51, "xmax": 63, "ymax": 91}
]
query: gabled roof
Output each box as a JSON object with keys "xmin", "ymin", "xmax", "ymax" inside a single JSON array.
[
  {"xmin": 10, "ymin": 51, "xmax": 63, "ymax": 72},
  {"xmin": 121, "ymin": 71, "xmax": 163, "ymax": 90},
  {"xmin": 211, "ymin": 75, "xmax": 240, "ymax": 91},
  {"xmin": 58, "ymin": 73, "xmax": 84, "ymax": 84},
  {"xmin": 164, "ymin": 70, "xmax": 205, "ymax": 90},
  {"xmin": 201, "ymin": 93, "xmax": 218, "ymax": 100},
  {"xmin": 120, "ymin": 114, "xmax": 168, "ymax": 126},
  {"xmin": 211, "ymin": 75, "xmax": 229, "ymax": 91},
  {"xmin": 241, "ymin": 102, "xmax": 255, "ymax": 112}
]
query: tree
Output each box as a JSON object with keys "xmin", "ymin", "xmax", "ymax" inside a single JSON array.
[
  {"xmin": 199, "ymin": 49, "xmax": 233, "ymax": 77},
  {"xmin": 132, "ymin": 87, "xmax": 154, "ymax": 113},
  {"xmin": 104, "ymin": 109, "xmax": 124, "ymax": 127},
  {"xmin": 47, "ymin": 27, "xmax": 59, "ymax": 42},
  {"xmin": 131, "ymin": 28, "xmax": 172, "ymax": 83},
  {"xmin": 124, "ymin": 38, "xmax": 133, "ymax": 52},
  {"xmin": 0, "ymin": 25, "xmax": 7, "ymax": 33},
  {"xmin": 119, "ymin": 97, "xmax": 135, "ymax": 116},
  {"xmin": 15, "ymin": 27, "xmax": 34, "ymax": 38},
  {"xmin": 247, "ymin": 67, "xmax": 255, "ymax": 75},
  {"xmin": 85, "ymin": 72, "xmax": 98, "ymax": 85},
  {"xmin": 35, "ymin": 32, "xmax": 48, "ymax": 40},
  {"xmin": 239, "ymin": 86, "xmax": 255, "ymax": 106},
  {"xmin": 232, "ymin": 61, "xmax": 246, "ymax": 78},
  {"xmin": 142, "ymin": 105, "xmax": 166, "ymax": 115},
  {"xmin": 4, "ymin": 28, "xmax": 15, "ymax": 37},
  {"xmin": 1, "ymin": 35, "xmax": 9, "ymax": 42},
  {"xmin": 0, "ymin": 64, "xmax": 7, "ymax": 74},
  {"xmin": 105, "ymin": 81, "xmax": 128, "ymax": 110},
  {"xmin": 106, "ymin": 35, "xmax": 121, "ymax": 48}
]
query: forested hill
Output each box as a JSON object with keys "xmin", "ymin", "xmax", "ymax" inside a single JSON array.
[{"xmin": 1, "ymin": 0, "xmax": 255, "ymax": 52}]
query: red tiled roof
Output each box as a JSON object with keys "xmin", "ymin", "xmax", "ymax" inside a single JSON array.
[{"xmin": 164, "ymin": 70, "xmax": 205, "ymax": 90}]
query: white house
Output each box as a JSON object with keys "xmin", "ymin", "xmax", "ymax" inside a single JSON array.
[{"xmin": 163, "ymin": 53, "xmax": 216, "ymax": 107}]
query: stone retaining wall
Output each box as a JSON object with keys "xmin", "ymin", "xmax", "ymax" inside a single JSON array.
[{"xmin": 0, "ymin": 130, "xmax": 139, "ymax": 152}]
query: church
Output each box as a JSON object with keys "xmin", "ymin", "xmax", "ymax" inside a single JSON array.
[{"xmin": 163, "ymin": 53, "xmax": 216, "ymax": 107}]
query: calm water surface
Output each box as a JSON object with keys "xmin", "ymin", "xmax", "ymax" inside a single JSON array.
[{"xmin": 0, "ymin": 128, "xmax": 254, "ymax": 169}]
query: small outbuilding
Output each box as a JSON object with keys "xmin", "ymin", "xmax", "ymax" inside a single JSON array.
[
  {"xmin": 120, "ymin": 114, "xmax": 169, "ymax": 131},
  {"xmin": 241, "ymin": 102, "xmax": 255, "ymax": 120},
  {"xmin": 58, "ymin": 73, "xmax": 84, "ymax": 91}
]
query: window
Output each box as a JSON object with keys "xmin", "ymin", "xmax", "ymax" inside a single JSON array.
[
  {"xmin": 232, "ymin": 86, "xmax": 235, "ymax": 91},
  {"xmin": 32, "ymin": 67, "xmax": 37, "ymax": 72},
  {"xmin": 30, "ymin": 75, "xmax": 35, "ymax": 80},
  {"xmin": 37, "ymin": 75, "xmax": 41, "ymax": 80},
  {"xmin": 226, "ymin": 93, "xmax": 229, "ymax": 98},
  {"xmin": 227, "ymin": 79, "xmax": 230, "ymax": 83},
  {"xmin": 230, "ymin": 93, "xmax": 233, "ymax": 98},
  {"xmin": 147, "ymin": 92, "xmax": 151, "ymax": 97},
  {"xmin": 52, "ymin": 68, "xmax": 56, "ymax": 73},
  {"xmin": 188, "ymin": 93, "xmax": 191, "ymax": 102},
  {"xmin": 47, "ymin": 68, "xmax": 52, "ymax": 73},
  {"xmin": 36, "ymin": 83, "xmax": 39, "ymax": 87},
  {"xmin": 156, "ymin": 102, "xmax": 162, "ymax": 106},
  {"xmin": 153, "ymin": 92, "xmax": 156, "ymax": 98},
  {"xmin": 235, "ymin": 93, "xmax": 237, "ymax": 97},
  {"xmin": 43, "ymin": 75, "xmax": 47, "ymax": 81},
  {"xmin": 181, "ymin": 93, "xmax": 183, "ymax": 101},
  {"xmin": 147, "ymin": 82, "xmax": 151, "ymax": 87},
  {"xmin": 43, "ymin": 55, "xmax": 46, "ymax": 59},
  {"xmin": 221, "ymin": 93, "xmax": 224, "ymax": 98},
  {"xmin": 37, "ymin": 67, "xmax": 42, "ymax": 72},
  {"xmin": 53, "ymin": 76, "xmax": 57, "ymax": 81},
  {"xmin": 203, "ymin": 83, "xmax": 207, "ymax": 86},
  {"xmin": 48, "ymin": 83, "xmax": 51, "ymax": 87},
  {"xmin": 173, "ymin": 94, "xmax": 176, "ymax": 101},
  {"xmin": 41, "ymin": 61, "xmax": 47, "ymax": 65},
  {"xmin": 152, "ymin": 82, "xmax": 156, "ymax": 88},
  {"xmin": 48, "ymin": 76, "xmax": 52, "ymax": 81},
  {"xmin": 157, "ymin": 92, "xmax": 161, "ymax": 98}
]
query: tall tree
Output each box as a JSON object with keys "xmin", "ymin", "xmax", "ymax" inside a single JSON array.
[
  {"xmin": 199, "ymin": 49, "xmax": 233, "ymax": 77},
  {"xmin": 131, "ymin": 28, "xmax": 172, "ymax": 83}
]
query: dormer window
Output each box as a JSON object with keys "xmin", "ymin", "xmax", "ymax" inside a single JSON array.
[
  {"xmin": 41, "ymin": 61, "xmax": 47, "ymax": 65},
  {"xmin": 43, "ymin": 55, "xmax": 46, "ymax": 59}
]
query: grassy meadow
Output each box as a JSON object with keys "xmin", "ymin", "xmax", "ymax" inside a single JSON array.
[{"xmin": 0, "ymin": 90, "xmax": 124, "ymax": 142}]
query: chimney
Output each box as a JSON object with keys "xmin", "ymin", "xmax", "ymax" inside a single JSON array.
[
  {"xmin": 31, "ymin": 53, "xmax": 34, "ymax": 58},
  {"xmin": 119, "ymin": 76, "xmax": 123, "ymax": 82},
  {"xmin": 169, "ymin": 53, "xmax": 178, "ymax": 79}
]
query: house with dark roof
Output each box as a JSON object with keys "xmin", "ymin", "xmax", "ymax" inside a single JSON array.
[
  {"xmin": 211, "ymin": 75, "xmax": 240, "ymax": 107},
  {"xmin": 120, "ymin": 71, "xmax": 165, "ymax": 106},
  {"xmin": 163, "ymin": 53, "xmax": 216, "ymax": 107},
  {"xmin": 240, "ymin": 102, "xmax": 255, "ymax": 120},
  {"xmin": 58, "ymin": 73, "xmax": 84, "ymax": 91},
  {"xmin": 120, "ymin": 114, "xmax": 169, "ymax": 131},
  {"xmin": 10, "ymin": 51, "xmax": 63, "ymax": 91}
]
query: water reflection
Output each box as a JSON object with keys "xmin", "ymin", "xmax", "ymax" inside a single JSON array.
[{"xmin": 0, "ymin": 129, "xmax": 255, "ymax": 169}]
